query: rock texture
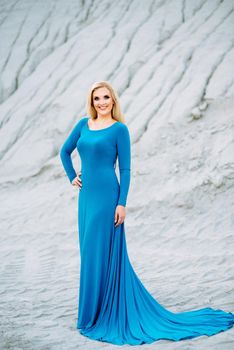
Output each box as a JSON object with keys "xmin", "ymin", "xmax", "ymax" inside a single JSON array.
[{"xmin": 0, "ymin": 0, "xmax": 233, "ymax": 349}]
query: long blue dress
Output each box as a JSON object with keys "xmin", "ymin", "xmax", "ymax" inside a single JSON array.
[{"xmin": 60, "ymin": 116, "xmax": 234, "ymax": 345}]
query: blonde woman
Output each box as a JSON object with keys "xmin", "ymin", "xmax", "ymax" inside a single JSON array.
[{"xmin": 60, "ymin": 81, "xmax": 234, "ymax": 346}]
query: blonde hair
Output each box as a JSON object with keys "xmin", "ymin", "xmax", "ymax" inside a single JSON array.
[{"xmin": 86, "ymin": 81, "xmax": 125, "ymax": 123}]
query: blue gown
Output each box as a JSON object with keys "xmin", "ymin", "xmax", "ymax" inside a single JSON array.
[{"xmin": 60, "ymin": 116, "xmax": 234, "ymax": 346}]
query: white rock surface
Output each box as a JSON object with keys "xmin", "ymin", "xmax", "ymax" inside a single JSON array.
[{"xmin": 0, "ymin": 1, "xmax": 233, "ymax": 349}]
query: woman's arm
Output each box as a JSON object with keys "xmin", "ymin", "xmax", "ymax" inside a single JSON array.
[
  {"xmin": 60, "ymin": 118, "xmax": 86, "ymax": 183},
  {"xmin": 116, "ymin": 124, "xmax": 131, "ymax": 206}
]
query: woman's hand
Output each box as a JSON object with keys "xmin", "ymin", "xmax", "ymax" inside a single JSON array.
[
  {"xmin": 72, "ymin": 171, "xmax": 82, "ymax": 189},
  {"xmin": 115, "ymin": 205, "xmax": 126, "ymax": 227}
]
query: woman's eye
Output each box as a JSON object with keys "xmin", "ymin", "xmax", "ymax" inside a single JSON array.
[{"xmin": 93, "ymin": 95, "xmax": 110, "ymax": 101}]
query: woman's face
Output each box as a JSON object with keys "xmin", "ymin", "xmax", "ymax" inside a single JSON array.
[{"xmin": 92, "ymin": 87, "xmax": 114, "ymax": 117}]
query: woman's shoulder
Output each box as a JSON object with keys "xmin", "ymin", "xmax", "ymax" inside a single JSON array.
[
  {"xmin": 115, "ymin": 120, "xmax": 129, "ymax": 131},
  {"xmin": 73, "ymin": 116, "xmax": 88, "ymax": 127},
  {"xmin": 115, "ymin": 120, "xmax": 130, "ymax": 140},
  {"xmin": 79, "ymin": 116, "xmax": 89, "ymax": 123},
  {"xmin": 117, "ymin": 121, "xmax": 129, "ymax": 133}
]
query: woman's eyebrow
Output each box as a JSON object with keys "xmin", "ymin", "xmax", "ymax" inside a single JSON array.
[{"xmin": 93, "ymin": 95, "xmax": 110, "ymax": 98}]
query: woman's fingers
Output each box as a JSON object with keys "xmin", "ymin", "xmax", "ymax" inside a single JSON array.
[
  {"xmin": 114, "ymin": 212, "xmax": 125, "ymax": 227},
  {"xmin": 115, "ymin": 211, "xmax": 118, "ymax": 225},
  {"xmin": 72, "ymin": 172, "xmax": 82, "ymax": 189}
]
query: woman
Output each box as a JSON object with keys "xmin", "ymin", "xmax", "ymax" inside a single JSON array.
[{"xmin": 60, "ymin": 81, "xmax": 234, "ymax": 345}]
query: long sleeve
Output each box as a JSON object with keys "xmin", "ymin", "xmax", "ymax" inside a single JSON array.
[
  {"xmin": 116, "ymin": 124, "xmax": 131, "ymax": 206},
  {"xmin": 60, "ymin": 118, "xmax": 86, "ymax": 184}
]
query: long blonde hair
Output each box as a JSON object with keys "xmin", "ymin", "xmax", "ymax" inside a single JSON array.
[{"xmin": 86, "ymin": 81, "xmax": 125, "ymax": 123}]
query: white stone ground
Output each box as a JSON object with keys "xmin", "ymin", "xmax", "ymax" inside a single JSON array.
[{"xmin": 0, "ymin": 1, "xmax": 233, "ymax": 349}]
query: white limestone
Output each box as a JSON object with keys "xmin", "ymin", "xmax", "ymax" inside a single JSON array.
[{"xmin": 0, "ymin": 1, "xmax": 233, "ymax": 349}]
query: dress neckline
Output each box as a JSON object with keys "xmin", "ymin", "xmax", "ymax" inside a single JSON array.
[{"xmin": 86, "ymin": 118, "xmax": 119, "ymax": 131}]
